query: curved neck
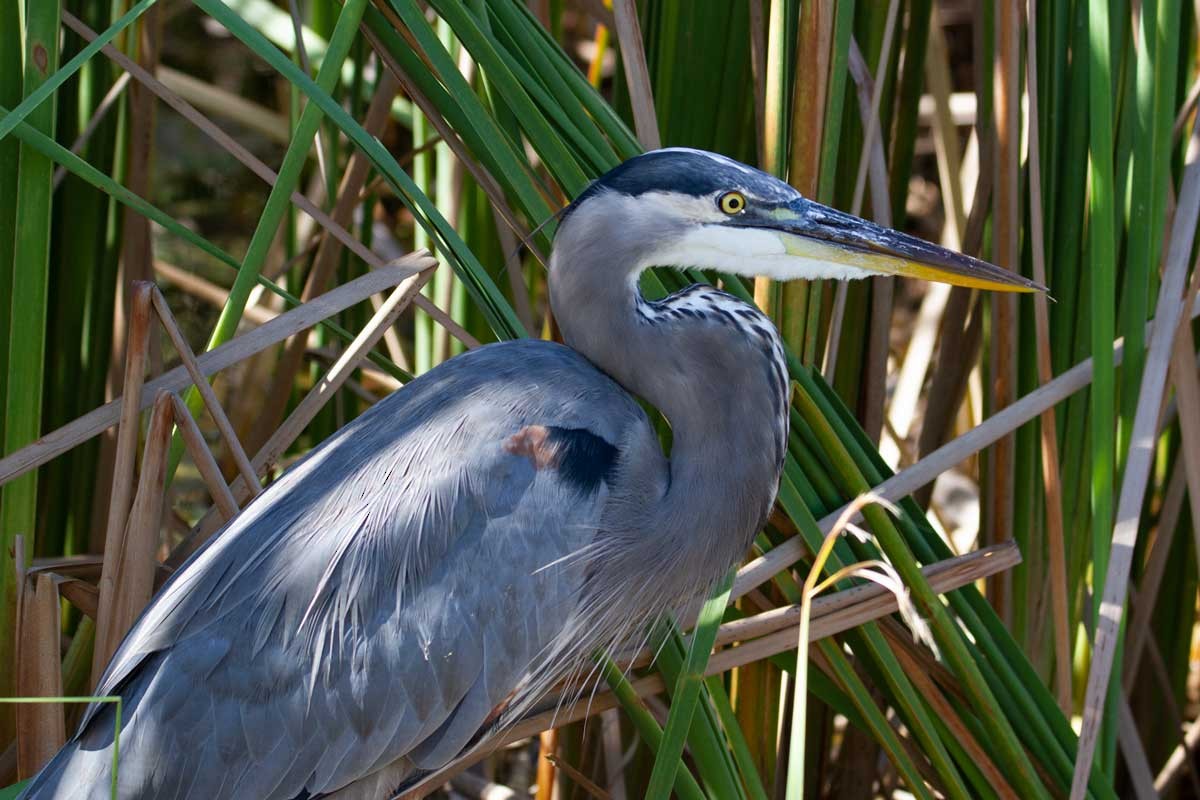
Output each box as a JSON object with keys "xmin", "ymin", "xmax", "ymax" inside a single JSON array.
[{"xmin": 549, "ymin": 209, "xmax": 787, "ymax": 567}]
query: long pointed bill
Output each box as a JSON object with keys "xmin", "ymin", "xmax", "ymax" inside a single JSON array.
[{"xmin": 765, "ymin": 199, "xmax": 1046, "ymax": 293}]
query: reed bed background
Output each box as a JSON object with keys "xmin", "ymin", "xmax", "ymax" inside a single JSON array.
[{"xmin": 1, "ymin": 1, "xmax": 1199, "ymax": 797}]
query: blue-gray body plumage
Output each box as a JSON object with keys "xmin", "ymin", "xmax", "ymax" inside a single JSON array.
[{"xmin": 26, "ymin": 341, "xmax": 671, "ymax": 798}]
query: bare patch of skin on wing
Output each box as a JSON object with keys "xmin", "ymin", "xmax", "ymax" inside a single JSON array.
[
  {"xmin": 504, "ymin": 425, "xmax": 560, "ymax": 470},
  {"xmin": 503, "ymin": 426, "xmax": 619, "ymax": 494}
]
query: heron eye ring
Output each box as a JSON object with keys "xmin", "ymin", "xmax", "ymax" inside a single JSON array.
[{"xmin": 718, "ymin": 191, "xmax": 746, "ymax": 215}]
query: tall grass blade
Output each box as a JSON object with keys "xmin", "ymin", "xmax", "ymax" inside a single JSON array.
[
  {"xmin": 652, "ymin": 627, "xmax": 745, "ymax": 799},
  {"xmin": 600, "ymin": 656, "xmax": 706, "ymax": 800},
  {"xmin": 0, "ymin": 0, "xmax": 61, "ymax": 742},
  {"xmin": 645, "ymin": 569, "xmax": 734, "ymax": 800},
  {"xmin": 0, "ymin": 0, "xmax": 20, "ymax": 443},
  {"xmin": 1083, "ymin": 0, "xmax": 1119, "ymax": 776},
  {"xmin": 611, "ymin": 0, "xmax": 660, "ymax": 149}
]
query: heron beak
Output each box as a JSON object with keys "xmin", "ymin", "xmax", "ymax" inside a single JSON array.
[{"xmin": 764, "ymin": 199, "xmax": 1046, "ymax": 293}]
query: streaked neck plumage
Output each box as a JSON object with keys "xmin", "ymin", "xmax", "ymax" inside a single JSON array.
[{"xmin": 549, "ymin": 191, "xmax": 788, "ymax": 577}]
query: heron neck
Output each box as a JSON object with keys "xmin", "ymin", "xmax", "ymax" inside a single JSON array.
[{"xmin": 549, "ymin": 247, "xmax": 786, "ymax": 573}]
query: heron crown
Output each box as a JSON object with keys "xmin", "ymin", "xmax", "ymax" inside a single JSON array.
[{"xmin": 562, "ymin": 148, "xmax": 800, "ymax": 223}]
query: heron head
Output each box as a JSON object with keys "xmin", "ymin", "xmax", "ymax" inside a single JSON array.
[{"xmin": 559, "ymin": 148, "xmax": 1044, "ymax": 293}]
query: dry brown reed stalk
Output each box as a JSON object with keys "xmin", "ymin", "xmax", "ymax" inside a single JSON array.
[
  {"xmin": 1023, "ymin": 0, "xmax": 1071, "ymax": 712},
  {"xmin": 56, "ymin": 578, "xmax": 99, "ymax": 620},
  {"xmin": 305, "ymin": 346, "xmax": 401, "ymax": 393},
  {"xmin": 14, "ymin": 570, "xmax": 66, "ymax": 778},
  {"xmin": 119, "ymin": 2, "xmax": 160, "ymax": 302},
  {"xmin": 1071, "ymin": 120, "xmax": 1200, "ymax": 799},
  {"xmin": 91, "ymin": 22, "xmax": 162, "ymax": 544},
  {"xmin": 876, "ymin": 616, "xmax": 965, "ymax": 705},
  {"xmin": 611, "ymin": 0, "xmax": 660, "ymax": 150},
  {"xmin": 24, "ymin": 556, "xmax": 102, "ymax": 580},
  {"xmin": 100, "ymin": 17, "xmax": 160, "ymax": 466},
  {"xmin": 1120, "ymin": 326, "xmax": 1200, "ymax": 783},
  {"xmin": 401, "ymin": 542, "xmax": 1019, "ymax": 797},
  {"xmin": 721, "ymin": 541, "xmax": 1015, "ymax": 653},
  {"xmin": 43, "ymin": 394, "xmax": 235, "ymax": 631},
  {"xmin": 848, "ymin": 3, "xmax": 900, "ymax": 218},
  {"xmin": 150, "ymin": 287, "xmax": 262, "ymax": 498},
  {"xmin": 367, "ymin": 303, "xmax": 409, "ymax": 377},
  {"xmin": 92, "ymin": 391, "xmax": 173, "ymax": 682},
  {"xmin": 747, "ymin": 0, "xmax": 767, "ymax": 166},
  {"xmin": 169, "ymin": 393, "xmax": 239, "ymax": 522},
  {"xmin": 1122, "ymin": 459, "xmax": 1188, "ymax": 687},
  {"xmin": 90, "ymin": 281, "xmax": 153, "ymax": 684},
  {"xmin": 0, "ymin": 259, "xmax": 430, "ymax": 487},
  {"xmin": 789, "ymin": 0, "xmax": 831, "ymax": 196},
  {"xmin": 168, "ymin": 262, "xmax": 436, "ymax": 565},
  {"xmin": 987, "ymin": 0, "xmax": 1021, "ymax": 615}
]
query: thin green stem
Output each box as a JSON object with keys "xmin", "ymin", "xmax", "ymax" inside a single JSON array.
[
  {"xmin": 1086, "ymin": 0, "xmax": 1119, "ymax": 776},
  {"xmin": 0, "ymin": 0, "xmax": 60, "ymax": 741},
  {"xmin": 645, "ymin": 569, "xmax": 735, "ymax": 800},
  {"xmin": 599, "ymin": 656, "xmax": 707, "ymax": 800}
]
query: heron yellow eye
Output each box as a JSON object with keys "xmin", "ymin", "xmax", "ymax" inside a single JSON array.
[{"xmin": 718, "ymin": 191, "xmax": 746, "ymax": 215}]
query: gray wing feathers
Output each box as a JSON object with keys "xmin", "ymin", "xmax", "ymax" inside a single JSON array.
[{"xmin": 22, "ymin": 341, "xmax": 649, "ymax": 800}]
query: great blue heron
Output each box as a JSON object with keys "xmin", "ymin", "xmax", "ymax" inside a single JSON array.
[{"xmin": 22, "ymin": 148, "xmax": 1039, "ymax": 799}]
